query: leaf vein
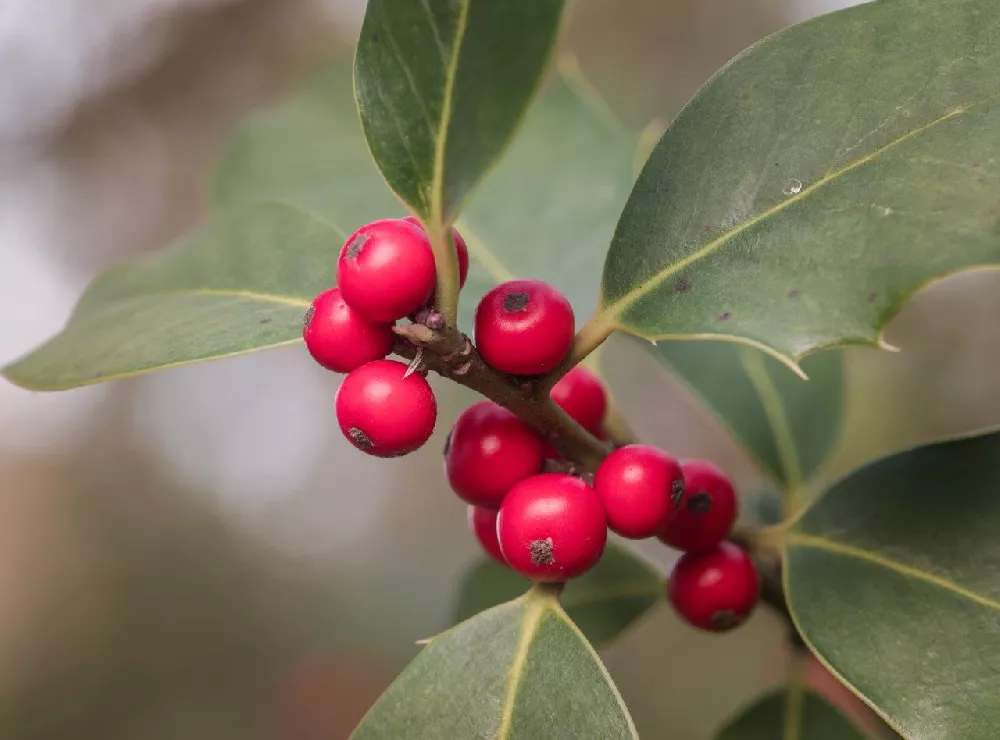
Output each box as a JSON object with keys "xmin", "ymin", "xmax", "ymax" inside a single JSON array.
[{"xmin": 786, "ymin": 533, "xmax": 1000, "ymax": 610}]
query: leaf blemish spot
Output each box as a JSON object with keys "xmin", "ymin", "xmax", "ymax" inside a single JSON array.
[
  {"xmin": 674, "ymin": 278, "xmax": 692, "ymax": 293},
  {"xmin": 867, "ymin": 292, "xmax": 878, "ymax": 304},
  {"xmin": 782, "ymin": 178, "xmax": 803, "ymax": 196},
  {"xmin": 503, "ymin": 291, "xmax": 531, "ymax": 313},
  {"xmin": 788, "ymin": 289, "xmax": 801, "ymax": 298},
  {"xmin": 259, "ymin": 317, "xmax": 272, "ymax": 325},
  {"xmin": 530, "ymin": 537, "xmax": 555, "ymax": 566},
  {"xmin": 348, "ymin": 427, "xmax": 374, "ymax": 448},
  {"xmin": 717, "ymin": 311, "xmax": 732, "ymax": 322}
]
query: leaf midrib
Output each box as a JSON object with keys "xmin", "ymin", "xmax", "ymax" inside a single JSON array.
[
  {"xmin": 786, "ymin": 532, "xmax": 1000, "ymax": 610},
  {"xmin": 495, "ymin": 592, "xmax": 547, "ymax": 739},
  {"xmin": 83, "ymin": 287, "xmax": 310, "ymax": 313},
  {"xmin": 601, "ymin": 99, "xmax": 990, "ymax": 328}
]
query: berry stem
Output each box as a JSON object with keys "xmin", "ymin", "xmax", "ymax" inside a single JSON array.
[
  {"xmin": 393, "ymin": 322, "xmax": 609, "ymax": 471},
  {"xmin": 428, "ymin": 221, "xmax": 461, "ymax": 327},
  {"xmin": 538, "ymin": 312, "xmax": 615, "ymax": 392},
  {"xmin": 601, "ymin": 391, "xmax": 636, "ymax": 447}
]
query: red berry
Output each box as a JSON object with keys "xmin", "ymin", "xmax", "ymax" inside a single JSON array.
[
  {"xmin": 468, "ymin": 505, "xmax": 506, "ymax": 565},
  {"xmin": 404, "ymin": 216, "xmax": 469, "ymax": 289},
  {"xmin": 658, "ymin": 459, "xmax": 737, "ymax": 553},
  {"xmin": 302, "ymin": 288, "xmax": 394, "ymax": 373},
  {"xmin": 497, "ymin": 474, "xmax": 606, "ymax": 582},
  {"xmin": 337, "ymin": 219, "xmax": 436, "ymax": 322},
  {"xmin": 474, "ymin": 279, "xmax": 574, "ymax": 376},
  {"xmin": 668, "ymin": 543, "xmax": 759, "ymax": 632},
  {"xmin": 445, "ymin": 401, "xmax": 545, "ymax": 508},
  {"xmin": 335, "ymin": 359, "xmax": 436, "ymax": 457},
  {"xmin": 550, "ymin": 366, "xmax": 607, "ymax": 435},
  {"xmin": 594, "ymin": 444, "xmax": 683, "ymax": 539}
]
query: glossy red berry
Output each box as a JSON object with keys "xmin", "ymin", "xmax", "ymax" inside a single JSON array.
[
  {"xmin": 302, "ymin": 288, "xmax": 394, "ymax": 373},
  {"xmin": 549, "ymin": 365, "xmax": 607, "ymax": 436},
  {"xmin": 594, "ymin": 444, "xmax": 684, "ymax": 539},
  {"xmin": 445, "ymin": 401, "xmax": 545, "ymax": 508},
  {"xmin": 337, "ymin": 218, "xmax": 436, "ymax": 322},
  {"xmin": 474, "ymin": 279, "xmax": 574, "ymax": 376},
  {"xmin": 335, "ymin": 359, "xmax": 436, "ymax": 457},
  {"xmin": 497, "ymin": 474, "xmax": 606, "ymax": 582},
  {"xmin": 668, "ymin": 543, "xmax": 759, "ymax": 632},
  {"xmin": 468, "ymin": 505, "xmax": 506, "ymax": 565},
  {"xmin": 404, "ymin": 216, "xmax": 469, "ymax": 289},
  {"xmin": 658, "ymin": 459, "xmax": 737, "ymax": 553}
]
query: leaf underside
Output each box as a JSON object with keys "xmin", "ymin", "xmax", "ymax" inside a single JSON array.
[
  {"xmin": 453, "ymin": 542, "xmax": 662, "ymax": 647},
  {"xmin": 600, "ymin": 0, "xmax": 1000, "ymax": 366},
  {"xmin": 786, "ymin": 429, "xmax": 1000, "ymax": 739},
  {"xmin": 352, "ymin": 591, "xmax": 637, "ymax": 739}
]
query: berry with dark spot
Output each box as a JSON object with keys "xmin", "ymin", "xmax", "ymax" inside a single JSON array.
[
  {"xmin": 667, "ymin": 542, "xmax": 759, "ymax": 632},
  {"xmin": 337, "ymin": 219, "xmax": 436, "ymax": 322},
  {"xmin": 403, "ymin": 216, "xmax": 470, "ymax": 289},
  {"xmin": 468, "ymin": 505, "xmax": 506, "ymax": 565},
  {"xmin": 335, "ymin": 359, "xmax": 436, "ymax": 457},
  {"xmin": 549, "ymin": 365, "xmax": 607, "ymax": 437},
  {"xmin": 497, "ymin": 473, "xmax": 606, "ymax": 582},
  {"xmin": 594, "ymin": 444, "xmax": 683, "ymax": 539},
  {"xmin": 445, "ymin": 400, "xmax": 545, "ymax": 508},
  {"xmin": 303, "ymin": 288, "xmax": 394, "ymax": 373},
  {"xmin": 474, "ymin": 279, "xmax": 575, "ymax": 376},
  {"xmin": 658, "ymin": 459, "xmax": 737, "ymax": 553}
]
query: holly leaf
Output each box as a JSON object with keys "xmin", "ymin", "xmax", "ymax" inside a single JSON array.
[
  {"xmin": 716, "ymin": 689, "xmax": 868, "ymax": 740},
  {"xmin": 352, "ymin": 588, "xmax": 637, "ymax": 739},
  {"xmin": 453, "ymin": 543, "xmax": 662, "ymax": 647},
  {"xmin": 598, "ymin": 0, "xmax": 1000, "ymax": 369},
  {"xmin": 785, "ymin": 429, "xmax": 1000, "ymax": 738},
  {"xmin": 354, "ymin": 0, "xmax": 564, "ymax": 223},
  {"xmin": 1, "ymin": 203, "xmax": 334, "ymax": 390},
  {"xmin": 642, "ymin": 343, "xmax": 844, "ymax": 492}
]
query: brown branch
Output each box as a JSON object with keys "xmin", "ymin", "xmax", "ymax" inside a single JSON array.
[{"xmin": 392, "ymin": 321, "xmax": 610, "ymax": 472}]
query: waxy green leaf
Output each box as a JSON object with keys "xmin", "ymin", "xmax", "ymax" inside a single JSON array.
[
  {"xmin": 600, "ymin": 0, "xmax": 1000, "ymax": 368},
  {"xmin": 352, "ymin": 588, "xmax": 637, "ymax": 739},
  {"xmin": 785, "ymin": 429, "xmax": 1000, "ymax": 739},
  {"xmin": 453, "ymin": 543, "xmax": 662, "ymax": 647},
  {"xmin": 645, "ymin": 343, "xmax": 844, "ymax": 492},
  {"xmin": 354, "ymin": 0, "xmax": 565, "ymax": 223},
  {"xmin": 716, "ymin": 689, "xmax": 868, "ymax": 740},
  {"xmin": 2, "ymin": 203, "xmax": 335, "ymax": 390}
]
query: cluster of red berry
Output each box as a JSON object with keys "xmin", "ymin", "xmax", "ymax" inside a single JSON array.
[{"xmin": 302, "ymin": 217, "xmax": 760, "ymax": 633}]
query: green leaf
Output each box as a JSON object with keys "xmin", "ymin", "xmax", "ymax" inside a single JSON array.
[
  {"xmin": 642, "ymin": 343, "xmax": 844, "ymax": 492},
  {"xmin": 784, "ymin": 429, "xmax": 1000, "ymax": 739},
  {"xmin": 353, "ymin": 0, "xmax": 565, "ymax": 223},
  {"xmin": 215, "ymin": 61, "xmax": 637, "ymax": 327},
  {"xmin": 453, "ymin": 543, "xmax": 662, "ymax": 647},
  {"xmin": 598, "ymin": 0, "xmax": 1000, "ymax": 368},
  {"xmin": 2, "ymin": 203, "xmax": 335, "ymax": 390},
  {"xmin": 352, "ymin": 588, "xmax": 638, "ymax": 739},
  {"xmin": 716, "ymin": 689, "xmax": 868, "ymax": 740}
]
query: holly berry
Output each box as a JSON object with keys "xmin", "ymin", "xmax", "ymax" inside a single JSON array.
[
  {"xmin": 445, "ymin": 400, "xmax": 545, "ymax": 508},
  {"xmin": 497, "ymin": 473, "xmax": 606, "ymax": 582},
  {"xmin": 658, "ymin": 459, "xmax": 737, "ymax": 553},
  {"xmin": 594, "ymin": 444, "xmax": 683, "ymax": 539},
  {"xmin": 468, "ymin": 505, "xmax": 506, "ymax": 565},
  {"xmin": 302, "ymin": 288, "xmax": 394, "ymax": 373},
  {"xmin": 403, "ymin": 216, "xmax": 469, "ymax": 289},
  {"xmin": 667, "ymin": 542, "xmax": 759, "ymax": 632},
  {"xmin": 549, "ymin": 365, "xmax": 607, "ymax": 436},
  {"xmin": 474, "ymin": 279, "xmax": 574, "ymax": 376},
  {"xmin": 337, "ymin": 219, "xmax": 436, "ymax": 322},
  {"xmin": 335, "ymin": 359, "xmax": 436, "ymax": 457}
]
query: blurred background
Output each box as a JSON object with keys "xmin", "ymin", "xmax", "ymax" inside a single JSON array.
[{"xmin": 2, "ymin": 0, "xmax": 999, "ymax": 737}]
